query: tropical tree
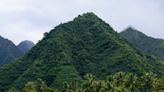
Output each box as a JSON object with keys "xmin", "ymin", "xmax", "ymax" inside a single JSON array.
[
  {"xmin": 23, "ymin": 78, "xmax": 57, "ymax": 92},
  {"xmin": 124, "ymin": 73, "xmax": 139, "ymax": 92},
  {"xmin": 23, "ymin": 81, "xmax": 37, "ymax": 92},
  {"xmin": 11, "ymin": 72, "xmax": 163, "ymax": 92},
  {"xmin": 7, "ymin": 87, "xmax": 19, "ymax": 92},
  {"xmin": 82, "ymin": 73, "xmax": 98, "ymax": 92},
  {"xmin": 139, "ymin": 73, "xmax": 158, "ymax": 92},
  {"xmin": 106, "ymin": 75, "xmax": 116, "ymax": 92}
]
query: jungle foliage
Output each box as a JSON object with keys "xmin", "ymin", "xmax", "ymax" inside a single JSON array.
[{"xmin": 0, "ymin": 13, "xmax": 163, "ymax": 92}]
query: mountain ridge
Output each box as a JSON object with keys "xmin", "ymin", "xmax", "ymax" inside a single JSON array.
[
  {"xmin": 120, "ymin": 27, "xmax": 164, "ymax": 61},
  {"xmin": 0, "ymin": 13, "xmax": 163, "ymax": 91}
]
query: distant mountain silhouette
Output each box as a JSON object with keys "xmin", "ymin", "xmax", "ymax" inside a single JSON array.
[
  {"xmin": 0, "ymin": 36, "xmax": 34, "ymax": 66},
  {"xmin": 121, "ymin": 27, "xmax": 164, "ymax": 61},
  {"xmin": 0, "ymin": 36, "xmax": 22, "ymax": 65},
  {"xmin": 17, "ymin": 40, "xmax": 34, "ymax": 54}
]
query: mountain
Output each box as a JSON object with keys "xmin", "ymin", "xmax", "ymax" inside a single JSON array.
[
  {"xmin": 0, "ymin": 36, "xmax": 22, "ymax": 65},
  {"xmin": 17, "ymin": 40, "xmax": 34, "ymax": 54},
  {"xmin": 120, "ymin": 27, "xmax": 164, "ymax": 61},
  {"xmin": 0, "ymin": 13, "xmax": 163, "ymax": 91}
]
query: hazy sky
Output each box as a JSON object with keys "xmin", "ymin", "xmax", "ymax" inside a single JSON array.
[{"xmin": 0, "ymin": 0, "xmax": 164, "ymax": 44}]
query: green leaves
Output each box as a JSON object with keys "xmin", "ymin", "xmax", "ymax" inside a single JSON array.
[
  {"xmin": 0, "ymin": 13, "xmax": 163, "ymax": 92},
  {"xmin": 14, "ymin": 72, "xmax": 163, "ymax": 92},
  {"xmin": 22, "ymin": 78, "xmax": 56, "ymax": 92},
  {"xmin": 7, "ymin": 87, "xmax": 19, "ymax": 92}
]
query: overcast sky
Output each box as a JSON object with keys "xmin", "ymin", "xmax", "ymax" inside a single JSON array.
[{"xmin": 0, "ymin": 0, "xmax": 164, "ymax": 44}]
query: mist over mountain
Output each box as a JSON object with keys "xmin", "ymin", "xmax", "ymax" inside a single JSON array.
[
  {"xmin": 0, "ymin": 13, "xmax": 163, "ymax": 91},
  {"xmin": 121, "ymin": 27, "xmax": 164, "ymax": 61},
  {"xmin": 17, "ymin": 40, "xmax": 35, "ymax": 54}
]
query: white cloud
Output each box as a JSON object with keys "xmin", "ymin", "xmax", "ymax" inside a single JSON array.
[
  {"xmin": 1, "ymin": 20, "xmax": 50, "ymax": 45},
  {"xmin": 0, "ymin": 0, "xmax": 164, "ymax": 44}
]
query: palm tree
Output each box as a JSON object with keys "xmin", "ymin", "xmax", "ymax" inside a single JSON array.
[
  {"xmin": 106, "ymin": 75, "xmax": 115, "ymax": 92},
  {"xmin": 82, "ymin": 73, "xmax": 97, "ymax": 92},
  {"xmin": 23, "ymin": 81, "xmax": 37, "ymax": 92},
  {"xmin": 124, "ymin": 73, "xmax": 139, "ymax": 92},
  {"xmin": 35, "ymin": 78, "xmax": 57, "ymax": 92},
  {"xmin": 96, "ymin": 80, "xmax": 107, "ymax": 92},
  {"xmin": 23, "ymin": 78, "xmax": 57, "ymax": 92},
  {"xmin": 140, "ymin": 73, "xmax": 158, "ymax": 92},
  {"xmin": 7, "ymin": 87, "xmax": 19, "ymax": 92},
  {"xmin": 62, "ymin": 82, "xmax": 77, "ymax": 92}
]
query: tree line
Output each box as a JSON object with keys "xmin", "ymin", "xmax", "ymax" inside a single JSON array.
[{"xmin": 8, "ymin": 72, "xmax": 164, "ymax": 92}]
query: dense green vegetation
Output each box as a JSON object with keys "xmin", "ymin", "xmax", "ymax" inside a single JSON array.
[
  {"xmin": 121, "ymin": 27, "xmax": 164, "ymax": 61},
  {"xmin": 8, "ymin": 72, "xmax": 164, "ymax": 92},
  {"xmin": 0, "ymin": 13, "xmax": 163, "ymax": 92},
  {"xmin": 0, "ymin": 36, "xmax": 22, "ymax": 65}
]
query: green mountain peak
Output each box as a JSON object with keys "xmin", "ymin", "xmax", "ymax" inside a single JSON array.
[
  {"xmin": 74, "ymin": 12, "xmax": 99, "ymax": 20},
  {"xmin": 0, "ymin": 13, "xmax": 163, "ymax": 91}
]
